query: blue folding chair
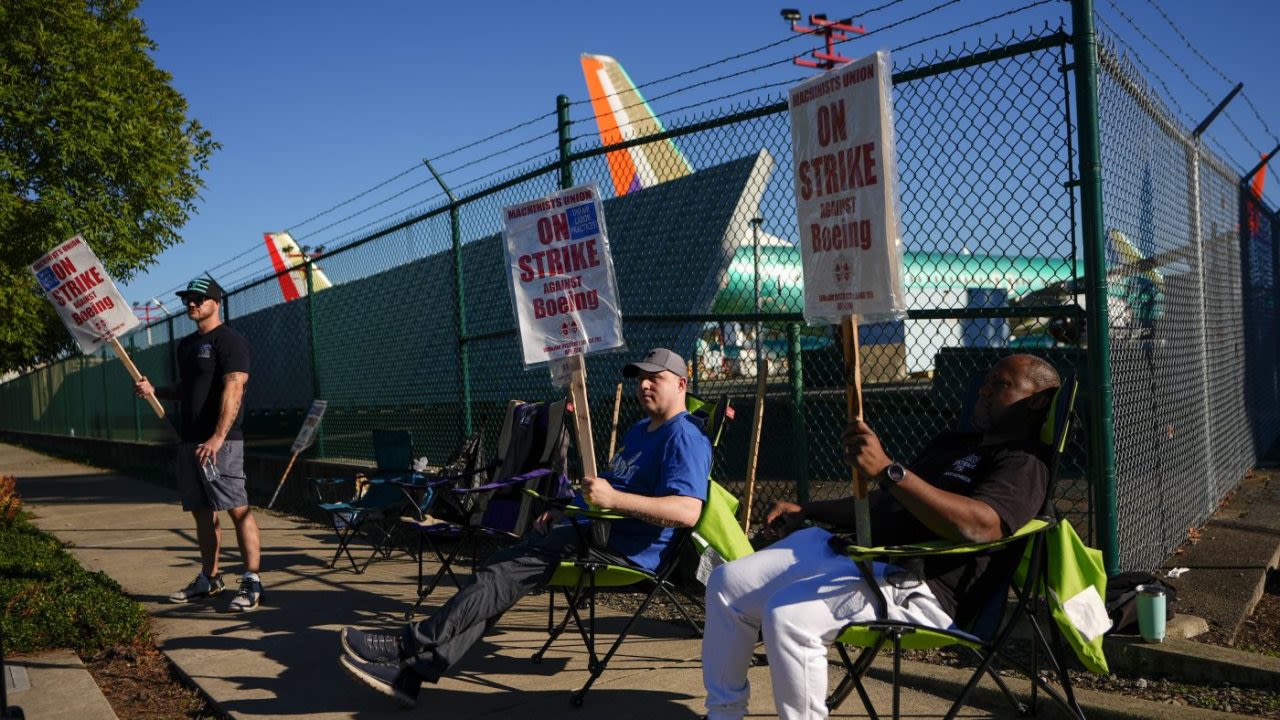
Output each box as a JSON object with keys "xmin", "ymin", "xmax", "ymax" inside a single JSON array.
[{"xmin": 312, "ymin": 429, "xmax": 433, "ymax": 573}]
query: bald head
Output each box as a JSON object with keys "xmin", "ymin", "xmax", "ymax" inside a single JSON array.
[
  {"xmin": 973, "ymin": 355, "xmax": 1061, "ymax": 437},
  {"xmin": 1003, "ymin": 354, "xmax": 1061, "ymax": 394}
]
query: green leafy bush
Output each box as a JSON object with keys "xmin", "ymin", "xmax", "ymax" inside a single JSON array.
[{"xmin": 0, "ymin": 510, "xmax": 150, "ymax": 654}]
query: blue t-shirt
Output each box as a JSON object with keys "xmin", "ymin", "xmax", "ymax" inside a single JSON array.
[{"xmin": 595, "ymin": 411, "xmax": 711, "ymax": 572}]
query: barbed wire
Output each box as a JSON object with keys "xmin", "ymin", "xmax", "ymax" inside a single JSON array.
[
  {"xmin": 1098, "ymin": 0, "xmax": 1263, "ymax": 158},
  {"xmin": 568, "ymin": 0, "xmax": 968, "ymax": 134},
  {"xmin": 599, "ymin": 78, "xmax": 803, "ymax": 136},
  {"xmin": 1135, "ymin": 0, "xmax": 1277, "ymax": 144},
  {"xmin": 289, "ymin": 128, "xmax": 559, "ymax": 247},
  {"xmin": 891, "ymin": 0, "xmax": 1061, "ymax": 54},
  {"xmin": 274, "ymin": 1, "xmax": 920, "ymax": 242},
  {"xmin": 1094, "ymin": 15, "xmax": 1196, "ymax": 126},
  {"xmin": 567, "ymin": 0, "xmax": 913, "ymax": 111},
  {"xmin": 285, "ymin": 162, "xmax": 424, "ymax": 232},
  {"xmin": 185, "ymin": 0, "xmax": 993, "ymax": 296},
  {"xmin": 309, "ymin": 148, "xmax": 563, "ymax": 251}
]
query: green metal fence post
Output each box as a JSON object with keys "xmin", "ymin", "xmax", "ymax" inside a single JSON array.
[
  {"xmin": 129, "ymin": 334, "xmax": 142, "ymax": 441},
  {"xmin": 80, "ymin": 355, "xmax": 88, "ymax": 436},
  {"xmin": 100, "ymin": 349, "xmax": 113, "ymax": 441},
  {"xmin": 1071, "ymin": 0, "xmax": 1119, "ymax": 574},
  {"xmin": 305, "ymin": 260, "xmax": 326, "ymax": 457},
  {"xmin": 557, "ymin": 94, "xmax": 573, "ymax": 189},
  {"xmin": 424, "ymin": 158, "xmax": 471, "ymax": 440},
  {"xmin": 787, "ymin": 322, "xmax": 810, "ymax": 504}
]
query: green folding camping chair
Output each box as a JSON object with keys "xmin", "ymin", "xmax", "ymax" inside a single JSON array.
[
  {"xmin": 531, "ymin": 393, "xmax": 748, "ymax": 707},
  {"xmin": 826, "ymin": 374, "xmax": 1091, "ymax": 720}
]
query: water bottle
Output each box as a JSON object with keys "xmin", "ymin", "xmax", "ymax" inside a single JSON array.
[{"xmin": 202, "ymin": 458, "xmax": 220, "ymax": 484}]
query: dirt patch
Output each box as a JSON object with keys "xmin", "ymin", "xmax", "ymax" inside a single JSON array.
[
  {"xmin": 1234, "ymin": 570, "xmax": 1280, "ymax": 658},
  {"xmin": 84, "ymin": 642, "xmax": 223, "ymax": 720}
]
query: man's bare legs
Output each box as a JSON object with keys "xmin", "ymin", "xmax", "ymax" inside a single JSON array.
[
  {"xmin": 226, "ymin": 505, "xmax": 261, "ymax": 573},
  {"xmin": 192, "ymin": 506, "xmax": 260, "ymax": 576},
  {"xmin": 192, "ymin": 509, "xmax": 221, "ymax": 577}
]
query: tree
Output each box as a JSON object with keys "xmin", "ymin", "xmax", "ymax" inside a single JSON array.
[{"xmin": 0, "ymin": 0, "xmax": 218, "ymax": 372}]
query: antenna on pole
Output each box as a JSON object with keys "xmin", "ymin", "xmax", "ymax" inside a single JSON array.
[{"xmin": 781, "ymin": 7, "xmax": 866, "ymax": 70}]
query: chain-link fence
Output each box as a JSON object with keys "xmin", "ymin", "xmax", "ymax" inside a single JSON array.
[
  {"xmin": 2, "ymin": 11, "xmax": 1277, "ymax": 572},
  {"xmin": 1097, "ymin": 39, "xmax": 1280, "ymax": 571}
]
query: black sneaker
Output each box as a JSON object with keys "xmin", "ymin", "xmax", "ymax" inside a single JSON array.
[
  {"xmin": 229, "ymin": 577, "xmax": 264, "ymax": 611},
  {"xmin": 169, "ymin": 573, "xmax": 225, "ymax": 603},
  {"xmin": 340, "ymin": 654, "xmax": 420, "ymax": 708},
  {"xmin": 341, "ymin": 627, "xmax": 403, "ymax": 664}
]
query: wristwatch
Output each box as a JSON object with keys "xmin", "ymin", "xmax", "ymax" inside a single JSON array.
[{"xmin": 879, "ymin": 462, "xmax": 906, "ymax": 487}]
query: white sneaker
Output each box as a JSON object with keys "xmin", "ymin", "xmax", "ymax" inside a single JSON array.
[
  {"xmin": 229, "ymin": 576, "xmax": 264, "ymax": 611},
  {"xmin": 169, "ymin": 573, "xmax": 225, "ymax": 603}
]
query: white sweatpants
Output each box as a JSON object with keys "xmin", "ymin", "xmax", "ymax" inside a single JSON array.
[{"xmin": 702, "ymin": 527, "xmax": 957, "ymax": 720}]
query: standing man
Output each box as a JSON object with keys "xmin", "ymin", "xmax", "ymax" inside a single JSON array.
[
  {"xmin": 134, "ymin": 277, "xmax": 264, "ymax": 611},
  {"xmin": 338, "ymin": 347, "xmax": 711, "ymax": 708}
]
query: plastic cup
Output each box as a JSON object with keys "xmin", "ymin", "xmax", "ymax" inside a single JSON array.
[{"xmin": 1136, "ymin": 584, "xmax": 1167, "ymax": 643}]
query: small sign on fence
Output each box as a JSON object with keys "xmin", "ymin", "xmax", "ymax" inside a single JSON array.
[
  {"xmin": 29, "ymin": 235, "xmax": 139, "ymax": 355},
  {"xmin": 290, "ymin": 400, "xmax": 328, "ymax": 454}
]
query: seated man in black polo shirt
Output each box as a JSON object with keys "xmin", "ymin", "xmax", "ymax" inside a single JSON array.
[{"xmin": 701, "ymin": 354, "xmax": 1060, "ymax": 720}]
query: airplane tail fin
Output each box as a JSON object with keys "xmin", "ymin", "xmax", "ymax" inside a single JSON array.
[
  {"xmin": 580, "ymin": 53, "xmax": 693, "ymax": 196},
  {"xmin": 265, "ymin": 231, "xmax": 332, "ymax": 301}
]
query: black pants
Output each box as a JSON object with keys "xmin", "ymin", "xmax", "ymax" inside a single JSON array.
[{"xmin": 400, "ymin": 523, "xmax": 624, "ymax": 682}]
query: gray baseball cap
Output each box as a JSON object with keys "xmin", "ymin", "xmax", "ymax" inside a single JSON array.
[{"xmin": 623, "ymin": 348, "xmax": 688, "ymax": 379}]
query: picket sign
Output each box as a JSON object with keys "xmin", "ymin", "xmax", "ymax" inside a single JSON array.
[
  {"xmin": 268, "ymin": 400, "xmax": 328, "ymax": 509},
  {"xmin": 502, "ymin": 185, "xmax": 624, "ymax": 486},
  {"xmin": 29, "ymin": 235, "xmax": 165, "ymax": 419},
  {"xmin": 789, "ymin": 51, "xmax": 909, "ymax": 547}
]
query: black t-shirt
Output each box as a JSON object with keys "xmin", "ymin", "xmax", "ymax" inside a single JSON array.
[
  {"xmin": 176, "ymin": 324, "xmax": 251, "ymax": 443},
  {"xmin": 862, "ymin": 431, "xmax": 1049, "ymax": 623}
]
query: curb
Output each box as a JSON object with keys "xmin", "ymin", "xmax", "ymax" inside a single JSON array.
[{"xmin": 875, "ymin": 658, "xmax": 1243, "ymax": 720}]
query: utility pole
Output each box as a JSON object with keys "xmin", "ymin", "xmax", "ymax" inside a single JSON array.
[{"xmin": 781, "ymin": 8, "xmax": 866, "ymax": 69}]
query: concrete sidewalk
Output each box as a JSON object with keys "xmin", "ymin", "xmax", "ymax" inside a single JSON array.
[{"xmin": 1, "ymin": 442, "xmax": 1247, "ymax": 720}]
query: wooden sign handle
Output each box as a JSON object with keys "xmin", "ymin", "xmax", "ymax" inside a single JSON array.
[
  {"xmin": 110, "ymin": 337, "xmax": 165, "ymax": 419},
  {"xmin": 840, "ymin": 315, "xmax": 865, "ymax": 497},
  {"xmin": 568, "ymin": 354, "xmax": 597, "ymax": 479},
  {"xmin": 267, "ymin": 452, "xmax": 300, "ymax": 510},
  {"xmin": 841, "ymin": 315, "xmax": 873, "ymax": 547},
  {"xmin": 606, "ymin": 381, "xmax": 623, "ymax": 461},
  {"xmin": 742, "ymin": 353, "xmax": 768, "ymax": 534}
]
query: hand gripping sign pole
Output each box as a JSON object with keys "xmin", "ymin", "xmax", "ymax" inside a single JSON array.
[
  {"xmin": 268, "ymin": 400, "xmax": 328, "ymax": 509},
  {"xmin": 788, "ymin": 51, "xmax": 907, "ymax": 548},
  {"xmin": 29, "ymin": 235, "xmax": 165, "ymax": 419},
  {"xmin": 108, "ymin": 337, "xmax": 165, "ymax": 418},
  {"xmin": 503, "ymin": 184, "xmax": 625, "ymax": 493}
]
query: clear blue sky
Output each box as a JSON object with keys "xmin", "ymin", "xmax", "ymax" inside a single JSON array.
[{"xmin": 120, "ymin": 0, "xmax": 1280, "ymax": 310}]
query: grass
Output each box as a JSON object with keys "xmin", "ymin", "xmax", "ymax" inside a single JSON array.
[{"xmin": 0, "ymin": 475, "xmax": 150, "ymax": 654}]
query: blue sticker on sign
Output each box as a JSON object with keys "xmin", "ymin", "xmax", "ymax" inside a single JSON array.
[
  {"xmin": 35, "ymin": 267, "xmax": 59, "ymax": 292},
  {"xmin": 566, "ymin": 203, "xmax": 599, "ymax": 240}
]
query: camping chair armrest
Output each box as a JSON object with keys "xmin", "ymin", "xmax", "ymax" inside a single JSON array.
[
  {"xmin": 521, "ymin": 489, "xmax": 627, "ymax": 520},
  {"xmin": 410, "ymin": 461, "xmax": 500, "ymax": 488},
  {"xmin": 453, "ymin": 467, "xmax": 554, "ymax": 494},
  {"xmin": 837, "ymin": 517, "xmax": 1053, "ymax": 562},
  {"xmin": 309, "ymin": 476, "xmax": 354, "ymax": 502},
  {"xmin": 391, "ymin": 473, "xmax": 456, "ymax": 490},
  {"xmin": 561, "ymin": 505, "xmax": 626, "ymax": 521}
]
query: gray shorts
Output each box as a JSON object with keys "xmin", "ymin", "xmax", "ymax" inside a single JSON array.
[{"xmin": 176, "ymin": 441, "xmax": 249, "ymax": 511}]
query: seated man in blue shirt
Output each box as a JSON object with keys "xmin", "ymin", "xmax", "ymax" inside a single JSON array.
[{"xmin": 339, "ymin": 347, "xmax": 712, "ymax": 708}]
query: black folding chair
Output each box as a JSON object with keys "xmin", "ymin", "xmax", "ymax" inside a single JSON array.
[{"xmin": 401, "ymin": 399, "xmax": 571, "ymax": 619}]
